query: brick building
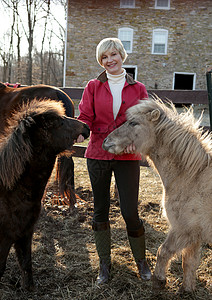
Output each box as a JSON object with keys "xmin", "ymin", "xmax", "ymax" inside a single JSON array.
[{"xmin": 64, "ymin": 0, "xmax": 212, "ymax": 90}]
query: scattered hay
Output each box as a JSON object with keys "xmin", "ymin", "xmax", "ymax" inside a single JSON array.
[{"xmin": 0, "ymin": 157, "xmax": 211, "ymax": 299}]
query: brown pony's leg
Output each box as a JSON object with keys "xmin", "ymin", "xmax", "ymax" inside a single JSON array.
[
  {"xmin": 56, "ymin": 156, "xmax": 76, "ymax": 206},
  {"xmin": 14, "ymin": 233, "xmax": 34, "ymax": 291},
  {"xmin": 0, "ymin": 239, "xmax": 12, "ymax": 279},
  {"xmin": 180, "ymin": 242, "xmax": 200, "ymax": 293}
]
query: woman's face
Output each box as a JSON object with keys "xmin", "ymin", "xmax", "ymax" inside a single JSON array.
[{"xmin": 101, "ymin": 48, "xmax": 123, "ymax": 75}]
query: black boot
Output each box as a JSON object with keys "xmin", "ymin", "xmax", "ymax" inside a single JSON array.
[
  {"xmin": 127, "ymin": 225, "xmax": 152, "ymax": 281},
  {"xmin": 92, "ymin": 221, "xmax": 111, "ymax": 285},
  {"xmin": 96, "ymin": 260, "xmax": 111, "ymax": 285},
  {"xmin": 136, "ymin": 259, "xmax": 152, "ymax": 281}
]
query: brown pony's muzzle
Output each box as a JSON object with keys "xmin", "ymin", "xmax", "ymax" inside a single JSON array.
[{"xmin": 81, "ymin": 123, "xmax": 90, "ymax": 139}]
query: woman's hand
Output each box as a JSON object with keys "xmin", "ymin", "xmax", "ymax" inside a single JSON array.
[
  {"xmin": 124, "ymin": 143, "xmax": 136, "ymax": 154},
  {"xmin": 76, "ymin": 134, "xmax": 85, "ymax": 143}
]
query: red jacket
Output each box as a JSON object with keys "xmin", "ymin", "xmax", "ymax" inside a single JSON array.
[{"xmin": 78, "ymin": 71, "xmax": 148, "ymax": 160}]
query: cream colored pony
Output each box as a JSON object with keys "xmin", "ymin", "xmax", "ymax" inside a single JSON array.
[{"xmin": 102, "ymin": 98, "xmax": 212, "ymax": 293}]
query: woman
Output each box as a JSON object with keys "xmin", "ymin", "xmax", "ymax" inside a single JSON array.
[{"xmin": 77, "ymin": 37, "xmax": 151, "ymax": 285}]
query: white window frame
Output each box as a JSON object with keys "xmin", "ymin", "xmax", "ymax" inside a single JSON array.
[
  {"xmin": 123, "ymin": 65, "xmax": 138, "ymax": 80},
  {"xmin": 118, "ymin": 27, "xmax": 133, "ymax": 53},
  {"xmin": 152, "ymin": 29, "xmax": 168, "ymax": 55},
  {"xmin": 172, "ymin": 72, "xmax": 196, "ymax": 90},
  {"xmin": 155, "ymin": 0, "xmax": 170, "ymax": 9},
  {"xmin": 120, "ymin": 0, "xmax": 135, "ymax": 8}
]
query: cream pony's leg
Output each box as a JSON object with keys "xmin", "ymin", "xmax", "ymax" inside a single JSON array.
[
  {"xmin": 180, "ymin": 242, "xmax": 200, "ymax": 293},
  {"xmin": 153, "ymin": 229, "xmax": 177, "ymax": 288},
  {"xmin": 152, "ymin": 227, "xmax": 192, "ymax": 289}
]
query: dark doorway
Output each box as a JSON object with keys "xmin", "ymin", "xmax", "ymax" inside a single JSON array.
[
  {"xmin": 174, "ymin": 73, "xmax": 195, "ymax": 90},
  {"xmin": 125, "ymin": 67, "xmax": 136, "ymax": 79}
]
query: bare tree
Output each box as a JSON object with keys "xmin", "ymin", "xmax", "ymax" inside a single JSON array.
[
  {"xmin": 7, "ymin": 4, "xmax": 16, "ymax": 82},
  {"xmin": 0, "ymin": 0, "xmax": 66, "ymax": 85},
  {"xmin": 0, "ymin": 1, "xmax": 16, "ymax": 82},
  {"xmin": 40, "ymin": 0, "xmax": 50, "ymax": 83},
  {"xmin": 25, "ymin": 0, "xmax": 35, "ymax": 84},
  {"xmin": 16, "ymin": 14, "xmax": 22, "ymax": 82},
  {"xmin": 0, "ymin": 51, "xmax": 9, "ymax": 83}
]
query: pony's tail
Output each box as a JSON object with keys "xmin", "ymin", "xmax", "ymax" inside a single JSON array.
[{"xmin": 56, "ymin": 155, "xmax": 76, "ymax": 207}]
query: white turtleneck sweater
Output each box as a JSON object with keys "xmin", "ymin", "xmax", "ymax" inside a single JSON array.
[{"xmin": 106, "ymin": 69, "xmax": 126, "ymax": 119}]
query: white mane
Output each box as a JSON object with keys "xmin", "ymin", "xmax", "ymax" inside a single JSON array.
[{"xmin": 136, "ymin": 98, "xmax": 212, "ymax": 179}]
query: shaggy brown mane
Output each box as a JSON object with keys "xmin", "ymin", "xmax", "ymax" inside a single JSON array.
[
  {"xmin": 0, "ymin": 99, "xmax": 65, "ymax": 189},
  {"xmin": 10, "ymin": 98, "xmax": 65, "ymax": 124},
  {"xmin": 135, "ymin": 98, "xmax": 212, "ymax": 178}
]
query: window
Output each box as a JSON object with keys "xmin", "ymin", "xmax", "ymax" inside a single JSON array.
[
  {"xmin": 173, "ymin": 72, "xmax": 196, "ymax": 90},
  {"xmin": 120, "ymin": 0, "xmax": 135, "ymax": 8},
  {"xmin": 155, "ymin": 0, "xmax": 170, "ymax": 9},
  {"xmin": 152, "ymin": 29, "xmax": 168, "ymax": 55},
  {"xmin": 118, "ymin": 28, "xmax": 133, "ymax": 53}
]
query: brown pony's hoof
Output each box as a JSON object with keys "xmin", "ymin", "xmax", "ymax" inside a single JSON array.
[
  {"xmin": 20, "ymin": 283, "xmax": 34, "ymax": 292},
  {"xmin": 152, "ymin": 274, "xmax": 166, "ymax": 290},
  {"xmin": 21, "ymin": 277, "xmax": 34, "ymax": 291}
]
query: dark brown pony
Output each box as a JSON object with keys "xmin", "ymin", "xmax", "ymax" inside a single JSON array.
[
  {"xmin": 0, "ymin": 99, "xmax": 90, "ymax": 290},
  {"xmin": 0, "ymin": 82, "xmax": 76, "ymax": 205}
]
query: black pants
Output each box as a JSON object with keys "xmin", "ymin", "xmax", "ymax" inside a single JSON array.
[{"xmin": 87, "ymin": 159, "xmax": 142, "ymax": 231}]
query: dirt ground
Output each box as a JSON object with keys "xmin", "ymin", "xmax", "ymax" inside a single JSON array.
[
  {"xmin": 0, "ymin": 155, "xmax": 211, "ymax": 300},
  {"xmin": 0, "ymin": 104, "xmax": 211, "ymax": 300}
]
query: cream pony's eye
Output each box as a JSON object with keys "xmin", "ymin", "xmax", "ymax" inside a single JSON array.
[{"xmin": 129, "ymin": 121, "xmax": 139, "ymax": 126}]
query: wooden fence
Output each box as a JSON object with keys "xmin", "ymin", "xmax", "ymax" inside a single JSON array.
[{"xmin": 62, "ymin": 88, "xmax": 208, "ymax": 105}]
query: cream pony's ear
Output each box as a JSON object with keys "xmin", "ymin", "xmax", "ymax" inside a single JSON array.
[{"xmin": 147, "ymin": 109, "xmax": 160, "ymax": 121}]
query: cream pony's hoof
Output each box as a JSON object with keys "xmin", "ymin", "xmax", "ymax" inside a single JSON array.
[{"xmin": 152, "ymin": 274, "xmax": 166, "ymax": 290}]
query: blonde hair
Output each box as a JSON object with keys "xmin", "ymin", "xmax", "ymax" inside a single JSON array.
[{"xmin": 96, "ymin": 38, "xmax": 128, "ymax": 66}]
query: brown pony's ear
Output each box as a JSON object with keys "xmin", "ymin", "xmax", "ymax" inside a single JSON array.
[
  {"xmin": 0, "ymin": 82, "xmax": 6, "ymax": 89},
  {"xmin": 147, "ymin": 109, "xmax": 160, "ymax": 122}
]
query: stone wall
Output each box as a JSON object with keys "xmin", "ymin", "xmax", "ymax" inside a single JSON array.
[{"xmin": 65, "ymin": 0, "xmax": 212, "ymax": 89}]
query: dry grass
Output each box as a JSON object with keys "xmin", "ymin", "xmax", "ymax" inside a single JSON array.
[{"xmin": 0, "ymin": 157, "xmax": 211, "ymax": 300}]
